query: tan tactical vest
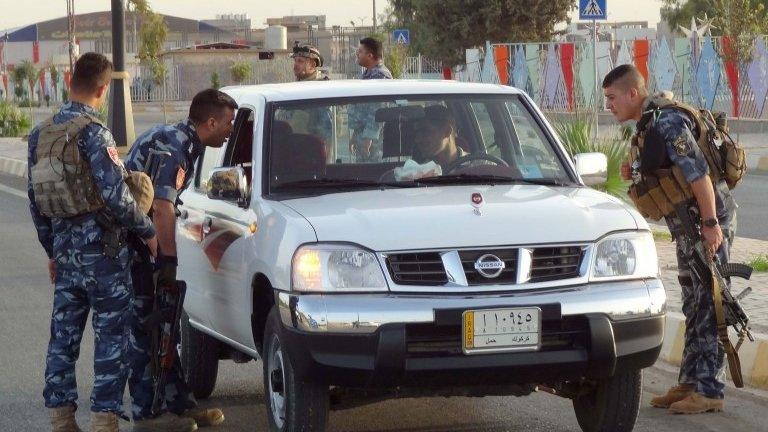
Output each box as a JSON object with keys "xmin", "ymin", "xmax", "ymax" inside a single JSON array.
[
  {"xmin": 30, "ymin": 114, "xmax": 106, "ymax": 218},
  {"xmin": 627, "ymin": 95, "xmax": 746, "ymax": 220}
]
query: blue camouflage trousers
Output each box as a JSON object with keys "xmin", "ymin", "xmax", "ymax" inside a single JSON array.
[
  {"xmin": 127, "ymin": 249, "xmax": 196, "ymax": 420},
  {"xmin": 672, "ymin": 222, "xmax": 734, "ymax": 399},
  {"xmin": 43, "ymin": 242, "xmax": 133, "ymax": 414}
]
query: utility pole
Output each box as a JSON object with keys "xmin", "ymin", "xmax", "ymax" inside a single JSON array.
[
  {"xmin": 66, "ymin": 0, "xmax": 76, "ymax": 72},
  {"xmin": 372, "ymin": 0, "xmax": 377, "ymax": 34},
  {"xmin": 109, "ymin": 0, "xmax": 135, "ymax": 148}
]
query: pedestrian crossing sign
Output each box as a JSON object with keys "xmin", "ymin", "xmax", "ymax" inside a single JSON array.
[
  {"xmin": 393, "ymin": 29, "xmax": 410, "ymax": 45},
  {"xmin": 579, "ymin": 0, "xmax": 607, "ymax": 20}
]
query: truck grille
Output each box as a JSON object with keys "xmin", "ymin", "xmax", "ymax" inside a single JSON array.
[
  {"xmin": 459, "ymin": 249, "xmax": 517, "ymax": 285},
  {"xmin": 385, "ymin": 245, "xmax": 585, "ymax": 287},
  {"xmin": 529, "ymin": 246, "xmax": 583, "ymax": 283},
  {"xmin": 386, "ymin": 252, "xmax": 448, "ymax": 285}
]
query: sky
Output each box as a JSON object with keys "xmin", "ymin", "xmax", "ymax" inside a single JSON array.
[{"xmin": 0, "ymin": 0, "xmax": 666, "ymax": 32}]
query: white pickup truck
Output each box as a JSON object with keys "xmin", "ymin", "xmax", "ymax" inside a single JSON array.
[{"xmin": 176, "ymin": 80, "xmax": 666, "ymax": 432}]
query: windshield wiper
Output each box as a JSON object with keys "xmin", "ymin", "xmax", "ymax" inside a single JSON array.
[
  {"xmin": 510, "ymin": 178, "xmax": 577, "ymax": 187},
  {"xmin": 413, "ymin": 174, "xmax": 576, "ymax": 187},
  {"xmin": 276, "ymin": 178, "xmax": 416, "ymax": 189},
  {"xmin": 414, "ymin": 174, "xmax": 520, "ymax": 185}
]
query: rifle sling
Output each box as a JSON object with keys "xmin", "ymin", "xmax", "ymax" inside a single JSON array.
[{"xmin": 711, "ymin": 265, "xmax": 745, "ymax": 388}]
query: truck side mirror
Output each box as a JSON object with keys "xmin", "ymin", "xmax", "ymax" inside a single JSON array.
[
  {"xmin": 206, "ymin": 166, "xmax": 249, "ymax": 207},
  {"xmin": 574, "ymin": 152, "xmax": 608, "ymax": 186}
]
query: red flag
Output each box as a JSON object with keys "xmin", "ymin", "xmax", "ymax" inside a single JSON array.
[
  {"xmin": 633, "ymin": 40, "xmax": 650, "ymax": 81},
  {"xmin": 39, "ymin": 72, "xmax": 46, "ymax": 94},
  {"xmin": 493, "ymin": 45, "xmax": 510, "ymax": 85},
  {"xmin": 721, "ymin": 36, "xmax": 740, "ymax": 117},
  {"xmin": 442, "ymin": 67, "xmax": 453, "ymax": 80},
  {"xmin": 33, "ymin": 41, "xmax": 40, "ymax": 63},
  {"xmin": 560, "ymin": 43, "xmax": 575, "ymax": 110},
  {"xmin": 64, "ymin": 71, "xmax": 72, "ymax": 89}
]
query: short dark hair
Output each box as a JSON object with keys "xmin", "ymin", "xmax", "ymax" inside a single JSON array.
[
  {"xmin": 602, "ymin": 64, "xmax": 645, "ymax": 90},
  {"xmin": 359, "ymin": 37, "xmax": 383, "ymax": 59},
  {"xmin": 71, "ymin": 52, "xmax": 113, "ymax": 94},
  {"xmin": 189, "ymin": 89, "xmax": 238, "ymax": 124}
]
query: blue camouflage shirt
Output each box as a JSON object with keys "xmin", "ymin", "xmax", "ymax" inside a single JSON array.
[
  {"xmin": 360, "ymin": 62, "xmax": 393, "ymax": 80},
  {"xmin": 124, "ymin": 119, "xmax": 204, "ymax": 203},
  {"xmin": 27, "ymin": 102, "xmax": 155, "ymax": 259},
  {"xmin": 643, "ymin": 106, "xmax": 737, "ymax": 228}
]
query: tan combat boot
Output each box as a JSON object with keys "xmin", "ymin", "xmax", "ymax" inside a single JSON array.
[
  {"xmin": 668, "ymin": 393, "xmax": 724, "ymax": 414},
  {"xmin": 132, "ymin": 412, "xmax": 198, "ymax": 432},
  {"xmin": 650, "ymin": 383, "xmax": 695, "ymax": 408},
  {"xmin": 50, "ymin": 405, "xmax": 83, "ymax": 432},
  {"xmin": 90, "ymin": 412, "xmax": 119, "ymax": 432},
  {"xmin": 182, "ymin": 407, "xmax": 225, "ymax": 427}
]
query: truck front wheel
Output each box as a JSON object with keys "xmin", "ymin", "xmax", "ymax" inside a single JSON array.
[
  {"xmin": 262, "ymin": 307, "xmax": 328, "ymax": 432},
  {"xmin": 572, "ymin": 369, "xmax": 642, "ymax": 432}
]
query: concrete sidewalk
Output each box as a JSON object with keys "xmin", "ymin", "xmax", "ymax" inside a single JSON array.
[{"xmin": 0, "ymin": 137, "xmax": 766, "ymax": 391}]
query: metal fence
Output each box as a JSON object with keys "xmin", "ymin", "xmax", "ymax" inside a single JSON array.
[{"xmin": 458, "ymin": 36, "xmax": 768, "ymax": 119}]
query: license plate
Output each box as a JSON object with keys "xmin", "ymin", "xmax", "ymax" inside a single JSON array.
[{"xmin": 462, "ymin": 307, "xmax": 542, "ymax": 355}]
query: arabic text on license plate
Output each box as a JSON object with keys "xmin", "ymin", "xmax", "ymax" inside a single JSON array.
[{"xmin": 462, "ymin": 307, "xmax": 541, "ymax": 355}]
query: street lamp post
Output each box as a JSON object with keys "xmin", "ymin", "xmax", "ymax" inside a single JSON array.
[{"xmin": 109, "ymin": 0, "xmax": 135, "ymax": 148}]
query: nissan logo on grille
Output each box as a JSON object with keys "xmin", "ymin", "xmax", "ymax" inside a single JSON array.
[{"xmin": 474, "ymin": 254, "xmax": 506, "ymax": 278}]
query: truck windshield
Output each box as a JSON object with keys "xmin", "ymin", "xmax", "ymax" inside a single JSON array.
[{"xmin": 267, "ymin": 94, "xmax": 574, "ymax": 195}]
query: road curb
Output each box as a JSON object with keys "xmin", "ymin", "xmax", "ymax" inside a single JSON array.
[
  {"xmin": 659, "ymin": 311, "xmax": 768, "ymax": 391},
  {"xmin": 0, "ymin": 156, "xmax": 26, "ymax": 178}
]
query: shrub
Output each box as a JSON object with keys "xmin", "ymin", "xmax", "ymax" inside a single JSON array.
[
  {"xmin": 211, "ymin": 71, "xmax": 221, "ymax": 90},
  {"xmin": 230, "ymin": 61, "xmax": 252, "ymax": 84},
  {"xmin": 0, "ymin": 101, "xmax": 33, "ymax": 137},
  {"xmin": 554, "ymin": 119, "xmax": 630, "ymax": 198}
]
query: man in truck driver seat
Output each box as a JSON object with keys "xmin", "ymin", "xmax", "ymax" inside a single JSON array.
[{"xmin": 603, "ymin": 64, "xmax": 738, "ymax": 414}]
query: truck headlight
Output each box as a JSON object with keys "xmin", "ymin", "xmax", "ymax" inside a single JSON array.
[
  {"xmin": 590, "ymin": 231, "xmax": 658, "ymax": 280},
  {"xmin": 292, "ymin": 244, "xmax": 388, "ymax": 292}
]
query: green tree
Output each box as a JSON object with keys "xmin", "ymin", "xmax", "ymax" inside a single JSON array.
[
  {"xmin": 49, "ymin": 65, "xmax": 60, "ymax": 99},
  {"xmin": 713, "ymin": 0, "xmax": 766, "ymax": 63},
  {"xmin": 385, "ymin": 44, "xmax": 408, "ymax": 78},
  {"xmin": 129, "ymin": 0, "xmax": 170, "ymax": 119},
  {"xmin": 389, "ymin": 0, "xmax": 575, "ymax": 67},
  {"xmin": 661, "ymin": 0, "xmax": 768, "ymax": 40},
  {"xmin": 0, "ymin": 100, "xmax": 33, "ymax": 137},
  {"xmin": 12, "ymin": 61, "xmax": 36, "ymax": 102}
]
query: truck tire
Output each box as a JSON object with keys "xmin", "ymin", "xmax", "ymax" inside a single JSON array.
[
  {"xmin": 572, "ymin": 369, "xmax": 642, "ymax": 432},
  {"xmin": 263, "ymin": 307, "xmax": 328, "ymax": 432},
  {"xmin": 180, "ymin": 311, "xmax": 221, "ymax": 399}
]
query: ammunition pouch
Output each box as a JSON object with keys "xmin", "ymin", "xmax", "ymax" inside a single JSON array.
[{"xmin": 627, "ymin": 166, "xmax": 692, "ymax": 221}]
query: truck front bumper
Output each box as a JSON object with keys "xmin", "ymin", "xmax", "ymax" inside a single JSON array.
[{"xmin": 276, "ymin": 279, "xmax": 666, "ymax": 388}]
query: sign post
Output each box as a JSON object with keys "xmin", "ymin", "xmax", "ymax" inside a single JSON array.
[{"xmin": 580, "ymin": 0, "xmax": 607, "ymax": 139}]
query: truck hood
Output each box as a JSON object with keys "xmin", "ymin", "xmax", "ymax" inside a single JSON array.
[{"xmin": 281, "ymin": 185, "xmax": 639, "ymax": 251}]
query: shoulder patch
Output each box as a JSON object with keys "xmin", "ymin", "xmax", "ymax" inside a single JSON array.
[
  {"xmin": 673, "ymin": 135, "xmax": 690, "ymax": 156},
  {"xmin": 176, "ymin": 167, "xmax": 186, "ymax": 190},
  {"xmin": 107, "ymin": 147, "xmax": 123, "ymax": 166}
]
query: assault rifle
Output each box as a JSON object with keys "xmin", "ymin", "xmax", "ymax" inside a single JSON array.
[
  {"xmin": 672, "ymin": 202, "xmax": 754, "ymax": 387},
  {"xmin": 151, "ymin": 279, "xmax": 187, "ymax": 414}
]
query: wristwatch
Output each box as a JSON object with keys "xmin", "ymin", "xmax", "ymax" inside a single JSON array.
[{"xmin": 702, "ymin": 217, "xmax": 719, "ymax": 227}]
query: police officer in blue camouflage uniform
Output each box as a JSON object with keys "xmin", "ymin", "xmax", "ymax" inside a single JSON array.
[
  {"xmin": 348, "ymin": 37, "xmax": 393, "ymax": 162},
  {"xmin": 603, "ymin": 64, "xmax": 737, "ymax": 415},
  {"xmin": 28, "ymin": 53, "xmax": 158, "ymax": 432},
  {"xmin": 124, "ymin": 89, "xmax": 237, "ymax": 431}
]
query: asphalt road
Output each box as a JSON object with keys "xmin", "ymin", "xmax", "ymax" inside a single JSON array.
[
  {"xmin": 1, "ymin": 172, "xmax": 766, "ymax": 432},
  {"xmin": 730, "ymin": 170, "xmax": 768, "ymax": 241}
]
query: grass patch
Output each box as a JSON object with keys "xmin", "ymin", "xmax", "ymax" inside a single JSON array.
[
  {"xmin": 748, "ymin": 254, "xmax": 768, "ymax": 272},
  {"xmin": 652, "ymin": 230, "xmax": 672, "ymax": 241}
]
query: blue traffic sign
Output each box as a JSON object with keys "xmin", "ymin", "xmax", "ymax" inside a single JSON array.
[
  {"xmin": 393, "ymin": 29, "xmax": 410, "ymax": 45},
  {"xmin": 579, "ymin": 0, "xmax": 607, "ymax": 20}
]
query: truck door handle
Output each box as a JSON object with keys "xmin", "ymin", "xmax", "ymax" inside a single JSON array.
[{"xmin": 202, "ymin": 217, "xmax": 213, "ymax": 236}]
